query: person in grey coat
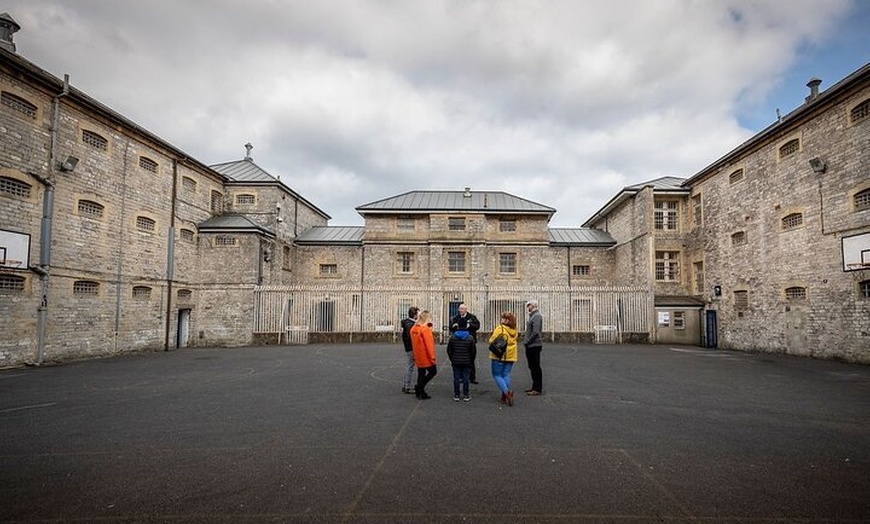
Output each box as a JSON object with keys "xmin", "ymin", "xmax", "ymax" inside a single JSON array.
[{"xmin": 523, "ymin": 300, "xmax": 543, "ymax": 395}]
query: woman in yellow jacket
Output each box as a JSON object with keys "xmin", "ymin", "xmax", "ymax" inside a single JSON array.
[
  {"xmin": 410, "ymin": 310, "xmax": 437, "ymax": 400},
  {"xmin": 489, "ymin": 310, "xmax": 519, "ymax": 406}
]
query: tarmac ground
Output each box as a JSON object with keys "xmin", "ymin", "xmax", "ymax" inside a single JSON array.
[{"xmin": 1, "ymin": 342, "xmax": 869, "ymax": 523}]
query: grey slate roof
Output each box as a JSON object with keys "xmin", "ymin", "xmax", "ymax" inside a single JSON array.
[
  {"xmin": 548, "ymin": 228, "xmax": 615, "ymax": 246},
  {"xmin": 582, "ymin": 175, "xmax": 688, "ymax": 227},
  {"xmin": 294, "ymin": 226, "xmax": 364, "ymax": 245},
  {"xmin": 197, "ymin": 213, "xmax": 275, "ymax": 238},
  {"xmin": 356, "ymin": 190, "xmax": 556, "ymax": 217},
  {"xmin": 654, "ymin": 295, "xmax": 706, "ymax": 307}
]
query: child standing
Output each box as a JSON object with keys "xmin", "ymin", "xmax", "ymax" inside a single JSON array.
[{"xmin": 446, "ymin": 329, "xmax": 476, "ymax": 402}]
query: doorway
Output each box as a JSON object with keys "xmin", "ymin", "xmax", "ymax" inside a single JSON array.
[{"xmin": 177, "ymin": 308, "xmax": 191, "ymax": 348}]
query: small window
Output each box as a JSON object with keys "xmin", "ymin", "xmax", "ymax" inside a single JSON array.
[
  {"xmin": 734, "ymin": 290, "xmax": 749, "ymax": 310},
  {"xmin": 136, "ymin": 216, "xmax": 156, "ymax": 233},
  {"xmin": 781, "ymin": 213, "xmax": 804, "ymax": 230},
  {"xmin": 779, "ymin": 138, "xmax": 800, "ymax": 159},
  {"xmin": 214, "ymin": 235, "xmax": 237, "ymax": 246},
  {"xmin": 860, "ymin": 281, "xmax": 870, "ymax": 299},
  {"xmin": 693, "ymin": 261, "xmax": 704, "ymax": 294},
  {"xmin": 855, "ymin": 188, "xmax": 870, "ymax": 211},
  {"xmin": 139, "ymin": 156, "xmax": 158, "ymax": 173},
  {"xmin": 0, "ymin": 176, "xmax": 33, "ymax": 198},
  {"xmin": 73, "ymin": 280, "xmax": 100, "ymax": 296},
  {"xmin": 1, "ymin": 91, "xmax": 37, "ymax": 119},
  {"xmin": 78, "ymin": 199, "xmax": 104, "ymax": 219},
  {"xmin": 851, "ymin": 99, "xmax": 870, "ymax": 124},
  {"xmin": 785, "ymin": 287, "xmax": 807, "ymax": 300},
  {"xmin": 572, "ymin": 265, "xmax": 590, "ymax": 276},
  {"xmin": 731, "ymin": 231, "xmax": 746, "ymax": 246},
  {"xmin": 499, "ymin": 219, "xmax": 517, "ymax": 232},
  {"xmin": 82, "ymin": 129, "xmax": 108, "ymax": 151},
  {"xmin": 654, "ymin": 201, "xmax": 679, "ymax": 230},
  {"xmin": 283, "ymin": 245, "xmax": 292, "ymax": 271},
  {"xmin": 211, "ymin": 190, "xmax": 223, "ymax": 213},
  {"xmin": 235, "ymin": 194, "xmax": 255, "ymax": 205},
  {"xmin": 319, "ymin": 263, "xmax": 338, "ymax": 275},
  {"xmin": 673, "ymin": 311, "xmax": 685, "ymax": 330},
  {"xmin": 179, "ymin": 228, "xmax": 195, "ymax": 243},
  {"xmin": 0, "ymin": 274, "xmax": 26, "ymax": 292},
  {"xmin": 499, "ymin": 252, "xmax": 517, "ymax": 274},
  {"xmin": 448, "ymin": 251, "xmax": 466, "ymax": 273},
  {"xmin": 132, "ymin": 285, "xmax": 152, "ymax": 299},
  {"xmin": 177, "ymin": 288, "xmax": 192, "ymax": 300},
  {"xmin": 729, "ymin": 169, "xmax": 745, "ymax": 184},
  {"xmin": 397, "ymin": 217, "xmax": 415, "ymax": 232},
  {"xmin": 397, "ymin": 252, "xmax": 414, "ymax": 274},
  {"xmin": 655, "ymin": 251, "xmax": 680, "ymax": 281},
  {"xmin": 181, "ymin": 176, "xmax": 196, "ymax": 192},
  {"xmin": 691, "ymin": 194, "xmax": 702, "ymax": 226},
  {"xmin": 448, "ymin": 217, "xmax": 466, "ymax": 231}
]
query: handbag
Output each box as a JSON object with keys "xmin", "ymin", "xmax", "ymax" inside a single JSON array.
[{"xmin": 489, "ymin": 327, "xmax": 508, "ymax": 360}]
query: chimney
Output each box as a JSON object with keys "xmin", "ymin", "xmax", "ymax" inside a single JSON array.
[
  {"xmin": 463, "ymin": 187, "xmax": 472, "ymax": 198},
  {"xmin": 244, "ymin": 142, "xmax": 253, "ymax": 161},
  {"xmin": 805, "ymin": 78, "xmax": 822, "ymax": 103},
  {"xmin": 0, "ymin": 13, "xmax": 21, "ymax": 53}
]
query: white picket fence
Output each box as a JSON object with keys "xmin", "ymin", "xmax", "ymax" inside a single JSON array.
[{"xmin": 253, "ymin": 285, "xmax": 652, "ymax": 345}]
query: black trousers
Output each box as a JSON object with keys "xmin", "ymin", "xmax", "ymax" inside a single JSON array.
[
  {"xmin": 416, "ymin": 365, "xmax": 437, "ymax": 393},
  {"xmin": 525, "ymin": 346, "xmax": 543, "ymax": 392}
]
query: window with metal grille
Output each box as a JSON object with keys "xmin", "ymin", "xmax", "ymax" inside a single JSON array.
[
  {"xmin": 132, "ymin": 286, "xmax": 152, "ymax": 299},
  {"xmin": 82, "ymin": 129, "xmax": 108, "ymax": 151},
  {"xmin": 779, "ymin": 138, "xmax": 800, "ymax": 159},
  {"xmin": 693, "ymin": 261, "xmax": 704, "ymax": 294},
  {"xmin": 499, "ymin": 219, "xmax": 516, "ymax": 232},
  {"xmin": 211, "ymin": 190, "xmax": 223, "ymax": 213},
  {"xmin": 861, "ymin": 281, "xmax": 870, "ymax": 299},
  {"xmin": 0, "ymin": 274, "xmax": 25, "ymax": 292},
  {"xmin": 0, "ymin": 176, "xmax": 32, "ymax": 198},
  {"xmin": 139, "ymin": 156, "xmax": 158, "ymax": 173},
  {"xmin": 572, "ymin": 264, "xmax": 590, "ymax": 276},
  {"xmin": 734, "ymin": 290, "xmax": 748, "ymax": 310},
  {"xmin": 179, "ymin": 229, "xmax": 195, "ymax": 243},
  {"xmin": 73, "ymin": 280, "xmax": 99, "ymax": 296},
  {"xmin": 397, "ymin": 252, "xmax": 414, "ymax": 274},
  {"xmin": 691, "ymin": 194, "xmax": 702, "ymax": 226},
  {"xmin": 654, "ymin": 200, "xmax": 679, "ymax": 230},
  {"xmin": 655, "ymin": 251, "xmax": 680, "ymax": 281},
  {"xmin": 781, "ymin": 213, "xmax": 803, "ymax": 230},
  {"xmin": 448, "ymin": 217, "xmax": 466, "ymax": 231},
  {"xmin": 214, "ymin": 236, "xmax": 237, "ymax": 246},
  {"xmin": 785, "ymin": 287, "xmax": 807, "ymax": 300},
  {"xmin": 448, "ymin": 251, "xmax": 466, "ymax": 273},
  {"xmin": 1, "ymin": 91, "xmax": 37, "ymax": 119},
  {"xmin": 731, "ymin": 231, "xmax": 746, "ymax": 246},
  {"xmin": 499, "ymin": 252, "xmax": 517, "ymax": 274},
  {"xmin": 319, "ymin": 263, "xmax": 338, "ymax": 275},
  {"xmin": 235, "ymin": 194, "xmax": 255, "ymax": 205},
  {"xmin": 136, "ymin": 216, "xmax": 155, "ymax": 233},
  {"xmin": 181, "ymin": 176, "xmax": 197, "ymax": 192},
  {"xmin": 78, "ymin": 199, "xmax": 104, "ymax": 219},
  {"xmin": 729, "ymin": 169, "xmax": 744, "ymax": 184},
  {"xmin": 283, "ymin": 245, "xmax": 292, "ymax": 270},
  {"xmin": 177, "ymin": 288, "xmax": 192, "ymax": 300},
  {"xmin": 855, "ymin": 188, "xmax": 870, "ymax": 211},
  {"xmin": 673, "ymin": 311, "xmax": 685, "ymax": 330},
  {"xmin": 397, "ymin": 217, "xmax": 415, "ymax": 231},
  {"xmin": 851, "ymin": 99, "xmax": 869, "ymax": 124}
]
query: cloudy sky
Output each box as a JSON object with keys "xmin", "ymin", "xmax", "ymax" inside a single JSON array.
[{"xmin": 4, "ymin": 0, "xmax": 869, "ymax": 226}]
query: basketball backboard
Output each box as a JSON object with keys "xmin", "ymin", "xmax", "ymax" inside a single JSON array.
[
  {"xmin": 842, "ymin": 232, "xmax": 870, "ymax": 272},
  {"xmin": 0, "ymin": 229, "xmax": 31, "ymax": 270}
]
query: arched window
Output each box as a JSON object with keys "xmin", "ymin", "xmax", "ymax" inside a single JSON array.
[
  {"xmin": 729, "ymin": 169, "xmax": 744, "ymax": 184},
  {"xmin": 73, "ymin": 280, "xmax": 100, "ymax": 296},
  {"xmin": 785, "ymin": 287, "xmax": 807, "ymax": 300},
  {"xmin": 136, "ymin": 216, "xmax": 156, "ymax": 233},
  {"xmin": 1, "ymin": 91, "xmax": 37, "ymax": 119},
  {"xmin": 82, "ymin": 129, "xmax": 108, "ymax": 151},
  {"xmin": 781, "ymin": 213, "xmax": 803, "ymax": 230},
  {"xmin": 851, "ymin": 99, "xmax": 869, "ymax": 124},
  {"xmin": 0, "ymin": 176, "xmax": 32, "ymax": 198},
  {"xmin": 0, "ymin": 274, "xmax": 26, "ymax": 292},
  {"xmin": 78, "ymin": 199, "xmax": 105, "ymax": 219},
  {"xmin": 854, "ymin": 188, "xmax": 870, "ymax": 211},
  {"xmin": 779, "ymin": 138, "xmax": 800, "ymax": 159},
  {"xmin": 132, "ymin": 286, "xmax": 152, "ymax": 299},
  {"xmin": 139, "ymin": 156, "xmax": 158, "ymax": 173}
]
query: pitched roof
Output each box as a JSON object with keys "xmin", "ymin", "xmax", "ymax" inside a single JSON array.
[
  {"xmin": 356, "ymin": 190, "xmax": 556, "ymax": 218},
  {"xmin": 197, "ymin": 213, "xmax": 275, "ymax": 238},
  {"xmin": 294, "ymin": 226, "xmax": 364, "ymax": 245},
  {"xmin": 654, "ymin": 295, "xmax": 706, "ymax": 307},
  {"xmin": 582, "ymin": 176, "xmax": 688, "ymax": 227},
  {"xmin": 548, "ymin": 228, "xmax": 616, "ymax": 246}
]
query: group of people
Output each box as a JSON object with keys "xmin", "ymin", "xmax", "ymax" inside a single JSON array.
[{"xmin": 400, "ymin": 301, "xmax": 544, "ymax": 405}]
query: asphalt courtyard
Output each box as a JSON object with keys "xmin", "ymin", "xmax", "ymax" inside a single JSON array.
[{"xmin": 1, "ymin": 342, "xmax": 868, "ymax": 523}]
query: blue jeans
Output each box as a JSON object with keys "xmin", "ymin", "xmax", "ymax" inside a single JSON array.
[
  {"xmin": 491, "ymin": 360, "xmax": 514, "ymax": 395},
  {"xmin": 452, "ymin": 365, "xmax": 471, "ymax": 397}
]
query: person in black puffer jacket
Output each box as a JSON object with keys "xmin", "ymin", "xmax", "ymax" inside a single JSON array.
[
  {"xmin": 400, "ymin": 307, "xmax": 419, "ymax": 394},
  {"xmin": 446, "ymin": 330, "xmax": 476, "ymax": 402}
]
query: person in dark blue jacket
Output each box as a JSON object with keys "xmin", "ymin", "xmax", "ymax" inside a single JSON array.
[
  {"xmin": 446, "ymin": 329, "xmax": 476, "ymax": 402},
  {"xmin": 400, "ymin": 306, "xmax": 419, "ymax": 394}
]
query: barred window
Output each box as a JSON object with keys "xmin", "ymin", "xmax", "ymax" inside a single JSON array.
[
  {"xmin": 319, "ymin": 263, "xmax": 338, "ymax": 275},
  {"xmin": 283, "ymin": 245, "xmax": 292, "ymax": 271},
  {"xmin": 82, "ymin": 129, "xmax": 108, "ymax": 151},
  {"xmin": 448, "ymin": 217, "xmax": 466, "ymax": 231},
  {"xmin": 0, "ymin": 274, "xmax": 26, "ymax": 292},
  {"xmin": 572, "ymin": 264, "xmax": 590, "ymax": 276},
  {"xmin": 861, "ymin": 281, "xmax": 870, "ymax": 299},
  {"xmin": 181, "ymin": 176, "xmax": 197, "ymax": 192},
  {"xmin": 731, "ymin": 231, "xmax": 747, "ymax": 246},
  {"xmin": 136, "ymin": 216, "xmax": 156, "ymax": 233},
  {"xmin": 78, "ymin": 199, "xmax": 104, "ymax": 219},
  {"xmin": 1, "ymin": 91, "xmax": 37, "ymax": 119},
  {"xmin": 785, "ymin": 286, "xmax": 807, "ymax": 300},
  {"xmin": 851, "ymin": 99, "xmax": 870, "ymax": 124},
  {"xmin": 673, "ymin": 311, "xmax": 685, "ymax": 330},
  {"xmin": 654, "ymin": 200, "xmax": 679, "ymax": 230},
  {"xmin": 693, "ymin": 261, "xmax": 704, "ymax": 294},
  {"xmin": 499, "ymin": 219, "xmax": 517, "ymax": 232},
  {"xmin": 855, "ymin": 188, "xmax": 870, "ymax": 211},
  {"xmin": 397, "ymin": 252, "xmax": 414, "ymax": 274},
  {"xmin": 734, "ymin": 290, "xmax": 749, "ymax": 310},
  {"xmin": 397, "ymin": 217, "xmax": 415, "ymax": 231},
  {"xmin": 779, "ymin": 138, "xmax": 800, "ymax": 159},
  {"xmin": 132, "ymin": 286, "xmax": 152, "ymax": 299},
  {"xmin": 177, "ymin": 288, "xmax": 192, "ymax": 300},
  {"xmin": 448, "ymin": 251, "xmax": 466, "ymax": 273},
  {"xmin": 214, "ymin": 236, "xmax": 237, "ymax": 246},
  {"xmin": 729, "ymin": 169, "xmax": 745, "ymax": 184},
  {"xmin": 73, "ymin": 280, "xmax": 99, "ymax": 296},
  {"xmin": 781, "ymin": 213, "xmax": 804, "ymax": 230},
  {"xmin": 691, "ymin": 194, "xmax": 702, "ymax": 226},
  {"xmin": 139, "ymin": 156, "xmax": 158, "ymax": 173},
  {"xmin": 235, "ymin": 194, "xmax": 255, "ymax": 205},
  {"xmin": 179, "ymin": 228, "xmax": 195, "ymax": 243},
  {"xmin": 0, "ymin": 176, "xmax": 32, "ymax": 198},
  {"xmin": 499, "ymin": 252, "xmax": 517, "ymax": 274},
  {"xmin": 655, "ymin": 251, "xmax": 680, "ymax": 281},
  {"xmin": 211, "ymin": 190, "xmax": 223, "ymax": 213}
]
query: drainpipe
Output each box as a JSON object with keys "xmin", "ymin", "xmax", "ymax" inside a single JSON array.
[
  {"xmin": 113, "ymin": 141, "xmax": 130, "ymax": 352},
  {"xmin": 164, "ymin": 159, "xmax": 179, "ymax": 351}
]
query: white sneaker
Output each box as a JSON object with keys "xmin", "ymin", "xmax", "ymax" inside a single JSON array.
[
  {"xmin": 463, "ymin": 396, "xmax": 471, "ymax": 402},
  {"xmin": 453, "ymin": 396, "xmax": 460, "ymax": 402}
]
